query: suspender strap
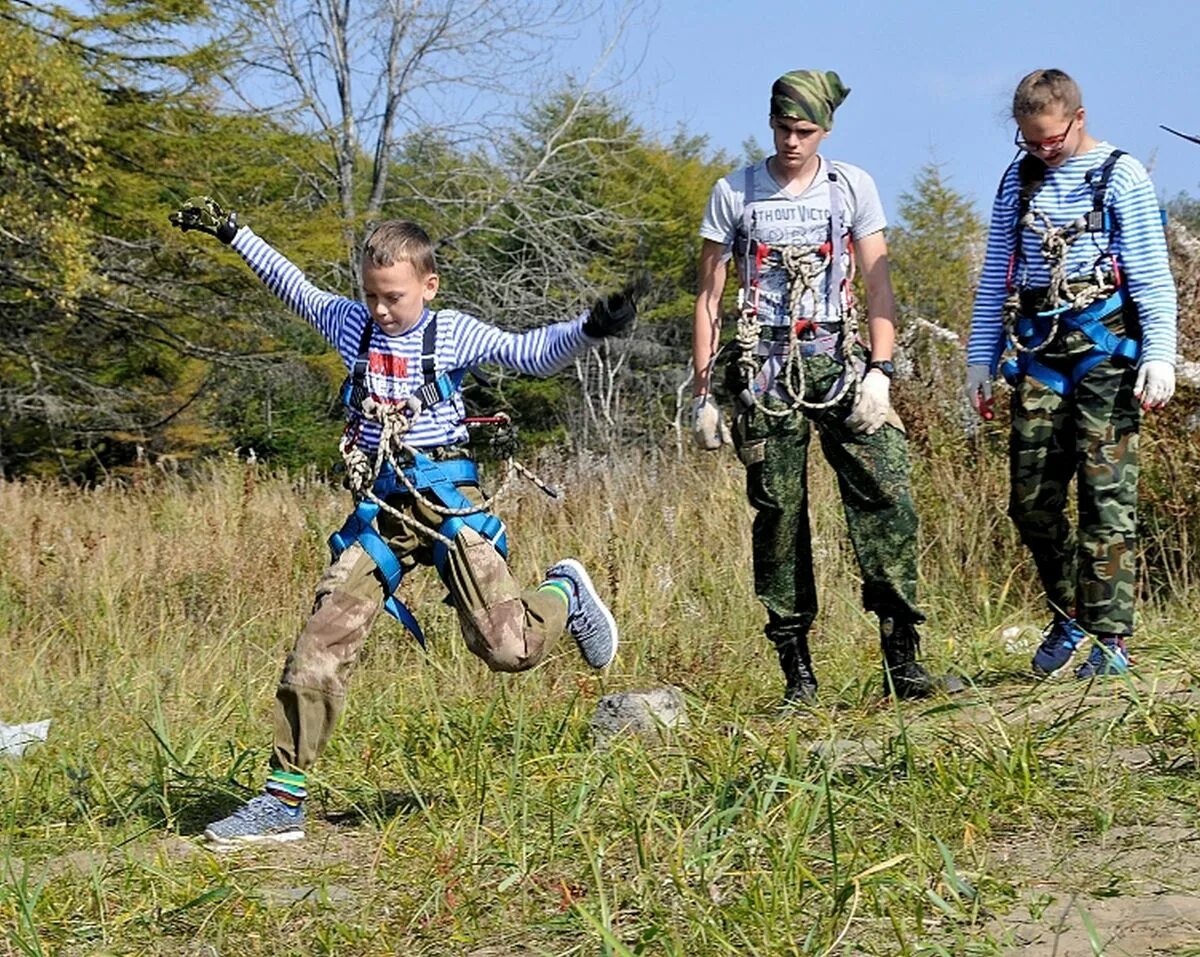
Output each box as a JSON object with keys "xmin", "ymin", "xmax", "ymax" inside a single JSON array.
[
  {"xmin": 420, "ymin": 311, "xmax": 438, "ymax": 383},
  {"xmin": 739, "ymin": 160, "xmax": 846, "ymax": 318},
  {"xmin": 825, "ymin": 169, "xmax": 845, "ymax": 315},
  {"xmin": 1084, "ymin": 149, "xmax": 1125, "ymax": 232},
  {"xmin": 1011, "ymin": 154, "xmax": 1047, "ymax": 272},
  {"xmin": 1011, "ymin": 149, "xmax": 1124, "ymax": 279},
  {"xmin": 741, "ymin": 165, "xmax": 756, "ymax": 291},
  {"xmin": 414, "ymin": 309, "xmax": 471, "ymax": 412},
  {"xmin": 341, "ymin": 318, "xmax": 376, "ymax": 412}
]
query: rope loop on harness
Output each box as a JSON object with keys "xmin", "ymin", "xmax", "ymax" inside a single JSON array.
[
  {"xmin": 737, "ymin": 242, "xmax": 859, "ymax": 417},
  {"xmin": 339, "ymin": 394, "xmax": 554, "ymax": 550},
  {"xmin": 1004, "ymin": 210, "xmax": 1120, "ymax": 356}
]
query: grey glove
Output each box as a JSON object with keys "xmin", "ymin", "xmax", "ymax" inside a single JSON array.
[
  {"xmin": 169, "ymin": 196, "xmax": 240, "ymax": 244},
  {"xmin": 965, "ymin": 364, "xmax": 994, "ymax": 420}
]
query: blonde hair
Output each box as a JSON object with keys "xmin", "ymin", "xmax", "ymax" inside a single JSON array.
[
  {"xmin": 362, "ymin": 220, "xmax": 436, "ymax": 276},
  {"xmin": 1012, "ymin": 69, "xmax": 1082, "ymax": 119}
]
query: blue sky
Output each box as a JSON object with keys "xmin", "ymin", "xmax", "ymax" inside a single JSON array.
[{"xmin": 605, "ymin": 0, "xmax": 1200, "ymax": 220}]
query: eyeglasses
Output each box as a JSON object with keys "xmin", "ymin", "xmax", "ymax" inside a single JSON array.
[{"xmin": 1014, "ymin": 118, "xmax": 1075, "ymax": 154}]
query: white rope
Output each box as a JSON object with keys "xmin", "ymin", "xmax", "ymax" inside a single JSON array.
[
  {"xmin": 738, "ymin": 243, "xmax": 859, "ymax": 417},
  {"xmin": 1005, "ymin": 211, "xmax": 1118, "ymax": 355},
  {"xmin": 339, "ymin": 397, "xmax": 549, "ymax": 549}
]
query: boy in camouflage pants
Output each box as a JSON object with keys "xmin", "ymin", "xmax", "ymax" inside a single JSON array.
[
  {"xmin": 966, "ymin": 69, "xmax": 1178, "ymax": 678},
  {"xmin": 171, "ymin": 200, "xmax": 634, "ymax": 845},
  {"xmin": 691, "ymin": 69, "xmax": 961, "ymax": 706}
]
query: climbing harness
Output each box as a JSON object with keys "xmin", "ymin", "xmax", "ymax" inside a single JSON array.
[
  {"xmin": 733, "ymin": 164, "xmax": 861, "ymax": 417},
  {"xmin": 999, "ymin": 151, "xmax": 1141, "ymax": 395},
  {"xmin": 329, "ymin": 312, "xmax": 556, "ymax": 645}
]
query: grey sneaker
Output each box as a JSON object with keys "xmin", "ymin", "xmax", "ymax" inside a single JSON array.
[
  {"xmin": 546, "ymin": 559, "xmax": 618, "ymax": 669},
  {"xmin": 204, "ymin": 794, "xmax": 304, "ymax": 847}
]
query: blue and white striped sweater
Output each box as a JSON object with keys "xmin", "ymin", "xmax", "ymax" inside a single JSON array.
[
  {"xmin": 232, "ymin": 228, "xmax": 592, "ymax": 451},
  {"xmin": 968, "ymin": 143, "xmax": 1177, "ymax": 371}
]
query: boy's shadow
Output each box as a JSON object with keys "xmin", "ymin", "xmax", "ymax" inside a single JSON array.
[
  {"xmin": 324, "ymin": 790, "xmax": 427, "ymax": 828},
  {"xmin": 174, "ymin": 786, "xmax": 428, "ymax": 836}
]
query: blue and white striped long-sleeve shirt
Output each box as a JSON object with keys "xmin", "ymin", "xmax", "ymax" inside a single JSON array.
[
  {"xmin": 968, "ymin": 143, "xmax": 1177, "ymax": 372},
  {"xmin": 232, "ymin": 228, "xmax": 593, "ymax": 451}
]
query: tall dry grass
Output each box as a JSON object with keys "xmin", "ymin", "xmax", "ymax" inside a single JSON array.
[{"xmin": 1, "ymin": 438, "xmax": 1199, "ymax": 956}]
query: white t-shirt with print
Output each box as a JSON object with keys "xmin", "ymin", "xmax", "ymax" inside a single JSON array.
[{"xmin": 700, "ymin": 156, "xmax": 887, "ymax": 326}]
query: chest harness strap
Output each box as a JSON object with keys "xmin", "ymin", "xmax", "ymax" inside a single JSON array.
[
  {"xmin": 735, "ymin": 163, "xmax": 860, "ymax": 416},
  {"xmin": 1000, "ymin": 150, "xmax": 1139, "ymax": 395},
  {"xmin": 329, "ymin": 311, "xmax": 507, "ymax": 644}
]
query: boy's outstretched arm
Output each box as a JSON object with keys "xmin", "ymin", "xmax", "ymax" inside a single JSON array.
[
  {"xmin": 456, "ymin": 280, "xmax": 645, "ymax": 378},
  {"xmin": 169, "ymin": 197, "xmax": 360, "ymax": 345}
]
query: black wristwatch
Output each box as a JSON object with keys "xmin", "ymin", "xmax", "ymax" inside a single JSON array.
[{"xmin": 868, "ymin": 359, "xmax": 895, "ymax": 378}]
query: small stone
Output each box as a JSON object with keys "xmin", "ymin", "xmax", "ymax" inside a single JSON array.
[
  {"xmin": 590, "ymin": 687, "xmax": 689, "ymax": 747},
  {"xmin": 1003, "ymin": 626, "xmax": 1036, "ymax": 654}
]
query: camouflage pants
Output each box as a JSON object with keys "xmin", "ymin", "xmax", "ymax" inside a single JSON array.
[
  {"xmin": 1008, "ymin": 347, "xmax": 1140, "ymax": 636},
  {"xmin": 272, "ymin": 476, "xmax": 566, "ymax": 773},
  {"xmin": 728, "ymin": 351, "xmax": 924, "ymax": 648}
]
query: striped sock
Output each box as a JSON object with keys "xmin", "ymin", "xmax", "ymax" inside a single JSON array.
[
  {"xmin": 265, "ymin": 770, "xmax": 307, "ymax": 808},
  {"xmin": 538, "ymin": 578, "xmax": 572, "ymax": 611}
]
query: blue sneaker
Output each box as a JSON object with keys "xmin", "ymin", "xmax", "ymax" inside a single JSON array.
[
  {"xmin": 1074, "ymin": 636, "xmax": 1130, "ymax": 679},
  {"xmin": 1031, "ymin": 617, "xmax": 1088, "ymax": 676},
  {"xmin": 204, "ymin": 794, "xmax": 305, "ymax": 847},
  {"xmin": 545, "ymin": 559, "xmax": 618, "ymax": 669}
]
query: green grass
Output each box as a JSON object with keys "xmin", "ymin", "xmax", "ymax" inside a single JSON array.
[{"xmin": 1, "ymin": 451, "xmax": 1198, "ymax": 956}]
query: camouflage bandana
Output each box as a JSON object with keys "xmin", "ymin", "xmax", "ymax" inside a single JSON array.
[{"xmin": 770, "ymin": 70, "xmax": 850, "ymax": 130}]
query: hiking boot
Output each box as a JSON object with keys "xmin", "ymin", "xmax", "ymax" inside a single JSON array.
[
  {"xmin": 1073, "ymin": 635, "xmax": 1130, "ymax": 679},
  {"xmin": 774, "ymin": 632, "xmax": 818, "ymax": 709},
  {"xmin": 203, "ymin": 794, "xmax": 305, "ymax": 847},
  {"xmin": 880, "ymin": 617, "xmax": 965, "ymax": 699},
  {"xmin": 1031, "ymin": 616, "xmax": 1089, "ymax": 676},
  {"xmin": 545, "ymin": 559, "xmax": 618, "ymax": 669}
]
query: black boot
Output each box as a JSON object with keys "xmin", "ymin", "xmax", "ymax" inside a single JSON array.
[
  {"xmin": 774, "ymin": 632, "xmax": 818, "ymax": 707},
  {"xmin": 879, "ymin": 617, "xmax": 964, "ymax": 699}
]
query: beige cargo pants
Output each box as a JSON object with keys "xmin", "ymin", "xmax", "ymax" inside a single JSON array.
[{"xmin": 272, "ymin": 480, "xmax": 566, "ymax": 772}]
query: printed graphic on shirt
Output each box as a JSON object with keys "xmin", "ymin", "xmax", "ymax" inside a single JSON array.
[{"xmin": 369, "ymin": 352, "xmax": 409, "ymax": 379}]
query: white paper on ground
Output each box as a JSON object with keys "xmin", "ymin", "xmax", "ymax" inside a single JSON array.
[{"xmin": 0, "ymin": 720, "xmax": 51, "ymax": 757}]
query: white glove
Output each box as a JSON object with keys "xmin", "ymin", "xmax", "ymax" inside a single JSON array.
[
  {"xmin": 1134, "ymin": 359, "xmax": 1175, "ymax": 410},
  {"xmin": 844, "ymin": 369, "xmax": 891, "ymax": 435},
  {"xmin": 965, "ymin": 364, "xmax": 994, "ymax": 419},
  {"xmin": 691, "ymin": 395, "xmax": 729, "ymax": 450}
]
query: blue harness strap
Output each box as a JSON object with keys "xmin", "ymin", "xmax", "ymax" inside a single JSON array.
[
  {"xmin": 327, "ymin": 454, "xmax": 508, "ymax": 645},
  {"xmin": 1001, "ymin": 290, "xmax": 1139, "ymax": 395},
  {"xmin": 328, "ymin": 497, "xmax": 428, "ymax": 646}
]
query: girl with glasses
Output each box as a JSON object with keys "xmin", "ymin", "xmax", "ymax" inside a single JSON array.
[{"xmin": 965, "ymin": 68, "xmax": 1178, "ymax": 679}]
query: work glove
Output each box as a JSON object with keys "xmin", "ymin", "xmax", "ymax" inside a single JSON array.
[
  {"xmin": 691, "ymin": 395, "xmax": 729, "ymax": 450},
  {"xmin": 583, "ymin": 275, "xmax": 650, "ymax": 338},
  {"xmin": 844, "ymin": 368, "xmax": 891, "ymax": 435},
  {"xmin": 1134, "ymin": 359, "xmax": 1175, "ymax": 410},
  {"xmin": 169, "ymin": 196, "xmax": 240, "ymax": 244},
  {"xmin": 965, "ymin": 363, "xmax": 995, "ymax": 420}
]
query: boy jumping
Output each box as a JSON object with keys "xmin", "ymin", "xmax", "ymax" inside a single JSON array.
[{"xmin": 170, "ymin": 199, "xmax": 634, "ymax": 845}]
